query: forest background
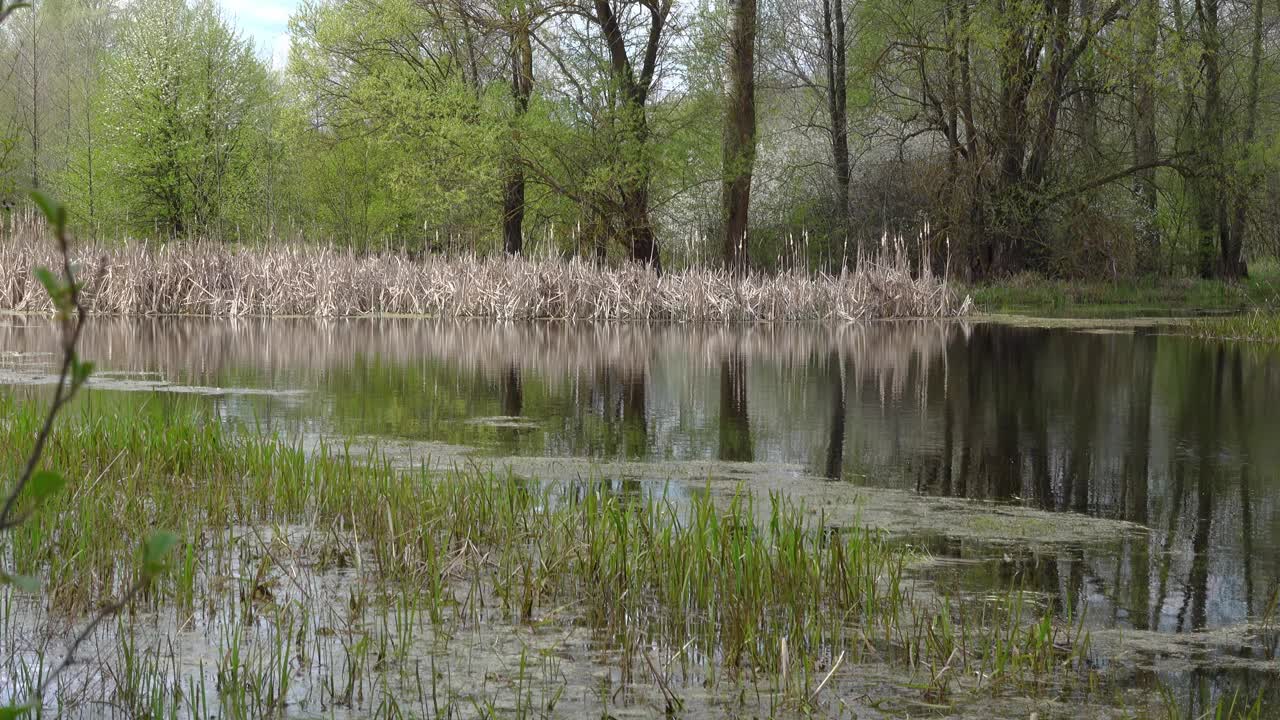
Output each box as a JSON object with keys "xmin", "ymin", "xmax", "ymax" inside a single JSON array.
[{"xmin": 1, "ymin": 0, "xmax": 1277, "ymax": 283}]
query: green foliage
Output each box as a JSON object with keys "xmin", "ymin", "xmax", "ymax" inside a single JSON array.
[
  {"xmin": 970, "ymin": 260, "xmax": 1280, "ymax": 316},
  {"xmin": 29, "ymin": 189, "xmax": 66, "ymax": 231},
  {"xmin": 97, "ymin": 0, "xmax": 270, "ymax": 236},
  {"xmin": 141, "ymin": 531, "xmax": 178, "ymax": 575},
  {"xmin": 0, "ymin": 0, "xmax": 1277, "ymax": 278},
  {"xmin": 286, "ymin": 0, "xmax": 504, "ymax": 250},
  {"xmin": 26, "ymin": 469, "xmax": 65, "ymax": 500},
  {"xmin": 1188, "ymin": 311, "xmax": 1280, "ymax": 343}
]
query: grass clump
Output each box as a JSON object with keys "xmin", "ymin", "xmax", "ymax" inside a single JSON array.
[
  {"xmin": 970, "ymin": 260, "xmax": 1280, "ymax": 316},
  {"xmin": 1186, "ymin": 311, "xmax": 1280, "ymax": 343},
  {"xmin": 0, "ymin": 396, "xmax": 1121, "ymax": 717}
]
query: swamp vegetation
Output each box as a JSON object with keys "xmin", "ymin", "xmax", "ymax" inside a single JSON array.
[
  {"xmin": 3, "ymin": 315, "xmax": 1280, "ymax": 718},
  {"xmin": 1, "ymin": 0, "xmax": 1280, "ymax": 716}
]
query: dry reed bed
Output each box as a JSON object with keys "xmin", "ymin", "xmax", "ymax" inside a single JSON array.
[{"xmin": 1, "ymin": 230, "xmax": 970, "ymax": 320}]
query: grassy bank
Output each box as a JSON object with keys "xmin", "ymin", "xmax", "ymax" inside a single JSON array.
[
  {"xmin": 0, "ymin": 224, "xmax": 968, "ymax": 321},
  {"xmin": 1, "ymin": 397, "xmax": 1224, "ymax": 718},
  {"xmin": 969, "ymin": 261, "xmax": 1280, "ymax": 317},
  {"xmin": 1186, "ymin": 311, "xmax": 1280, "ymax": 343}
]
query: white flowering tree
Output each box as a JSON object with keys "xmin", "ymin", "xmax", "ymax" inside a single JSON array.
[{"xmin": 100, "ymin": 0, "xmax": 268, "ymax": 236}]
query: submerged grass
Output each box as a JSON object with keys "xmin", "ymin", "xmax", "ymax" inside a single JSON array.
[
  {"xmin": 0, "ymin": 396, "xmax": 1135, "ymax": 717},
  {"xmin": 0, "ymin": 221, "xmax": 969, "ymax": 321}
]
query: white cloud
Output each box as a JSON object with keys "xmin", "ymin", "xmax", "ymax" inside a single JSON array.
[
  {"xmin": 217, "ymin": 0, "xmax": 298, "ymax": 68},
  {"xmin": 270, "ymin": 30, "xmax": 292, "ymax": 69}
]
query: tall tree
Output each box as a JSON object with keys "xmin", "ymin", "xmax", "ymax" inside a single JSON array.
[
  {"xmin": 721, "ymin": 0, "xmax": 757, "ymax": 272},
  {"xmin": 1132, "ymin": 0, "xmax": 1159, "ymax": 273},
  {"xmin": 504, "ymin": 12, "xmax": 534, "ymax": 254},
  {"xmin": 822, "ymin": 0, "xmax": 849, "ymax": 265},
  {"xmin": 1226, "ymin": 0, "xmax": 1265, "ymax": 279},
  {"xmin": 288, "ymin": 0, "xmax": 504, "ymax": 248},
  {"xmin": 12, "ymin": 5, "xmax": 44, "ymax": 189},
  {"xmin": 101, "ymin": 0, "xmax": 269, "ymax": 235},
  {"xmin": 1192, "ymin": 0, "xmax": 1230, "ymax": 278},
  {"xmin": 589, "ymin": 0, "xmax": 672, "ymax": 270},
  {"xmin": 457, "ymin": 0, "xmax": 554, "ymax": 255}
]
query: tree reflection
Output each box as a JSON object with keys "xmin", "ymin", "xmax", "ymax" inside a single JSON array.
[
  {"xmin": 719, "ymin": 351, "xmax": 753, "ymax": 462},
  {"xmin": 823, "ymin": 352, "xmax": 845, "ymax": 480}
]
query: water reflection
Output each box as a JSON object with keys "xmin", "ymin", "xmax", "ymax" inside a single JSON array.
[{"xmin": 1, "ymin": 316, "xmax": 1278, "ymax": 641}]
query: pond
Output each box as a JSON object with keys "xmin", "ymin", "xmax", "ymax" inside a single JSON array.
[{"xmin": 1, "ymin": 315, "xmax": 1277, "ymax": 715}]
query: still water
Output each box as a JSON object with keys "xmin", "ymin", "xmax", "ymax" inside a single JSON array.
[{"xmin": 2, "ymin": 317, "xmax": 1277, "ymax": 656}]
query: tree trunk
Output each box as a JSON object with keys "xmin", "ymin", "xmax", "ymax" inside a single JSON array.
[
  {"xmin": 1133, "ymin": 0, "xmax": 1159, "ymax": 273},
  {"xmin": 503, "ymin": 23, "xmax": 534, "ymax": 255},
  {"xmin": 721, "ymin": 0, "xmax": 757, "ymax": 273},
  {"xmin": 718, "ymin": 351, "xmax": 753, "ymax": 462},
  {"xmin": 593, "ymin": 0, "xmax": 669, "ymax": 273},
  {"xmin": 1073, "ymin": 0, "xmax": 1099, "ymax": 161},
  {"xmin": 823, "ymin": 0, "xmax": 851, "ymax": 268},
  {"xmin": 28, "ymin": 15, "xmax": 40, "ymax": 190},
  {"xmin": 502, "ymin": 167, "xmax": 527, "ymax": 254},
  {"xmin": 941, "ymin": 0, "xmax": 964, "ymax": 274},
  {"xmin": 958, "ymin": 0, "xmax": 983, "ymax": 278},
  {"xmin": 621, "ymin": 181, "xmax": 661, "ymax": 270},
  {"xmin": 1226, "ymin": 0, "xmax": 1263, "ymax": 279},
  {"xmin": 1194, "ymin": 0, "xmax": 1229, "ymax": 279}
]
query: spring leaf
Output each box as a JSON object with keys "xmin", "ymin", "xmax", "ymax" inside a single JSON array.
[
  {"xmin": 0, "ymin": 703, "xmax": 33, "ymax": 719},
  {"xmin": 142, "ymin": 532, "xmax": 179, "ymax": 576},
  {"xmin": 72, "ymin": 359, "xmax": 94, "ymax": 389},
  {"xmin": 29, "ymin": 190, "xmax": 66, "ymax": 233},
  {"xmin": 0, "ymin": 572, "xmax": 40, "ymax": 593},
  {"xmin": 28, "ymin": 470, "xmax": 66, "ymax": 500}
]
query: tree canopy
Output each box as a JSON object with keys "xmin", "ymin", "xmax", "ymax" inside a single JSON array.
[{"xmin": 1, "ymin": 0, "xmax": 1277, "ymax": 279}]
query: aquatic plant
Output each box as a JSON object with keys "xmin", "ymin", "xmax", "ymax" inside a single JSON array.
[
  {"xmin": 0, "ymin": 397, "xmax": 1132, "ymax": 717},
  {"xmin": 0, "ymin": 218, "xmax": 970, "ymax": 321}
]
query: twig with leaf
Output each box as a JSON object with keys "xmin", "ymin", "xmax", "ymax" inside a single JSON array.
[
  {"xmin": 0, "ymin": 192, "xmax": 177, "ymax": 717},
  {"xmin": 0, "ymin": 193, "xmax": 93, "ymax": 535},
  {"xmin": 0, "ymin": 0, "xmax": 30, "ymax": 24}
]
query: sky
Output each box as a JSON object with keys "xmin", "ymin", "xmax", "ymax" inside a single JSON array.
[{"xmin": 218, "ymin": 0, "xmax": 297, "ymax": 69}]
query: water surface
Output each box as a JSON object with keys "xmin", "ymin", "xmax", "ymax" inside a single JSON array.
[{"xmin": 2, "ymin": 316, "xmax": 1277, "ymax": 706}]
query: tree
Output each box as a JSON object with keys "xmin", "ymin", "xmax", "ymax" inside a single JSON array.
[
  {"xmin": 1191, "ymin": 0, "xmax": 1228, "ymax": 278},
  {"xmin": 100, "ymin": 0, "xmax": 269, "ymax": 236},
  {"xmin": 454, "ymin": 0, "xmax": 567, "ymax": 256},
  {"xmin": 8, "ymin": 3, "xmax": 46, "ymax": 190},
  {"xmin": 1226, "ymin": 0, "xmax": 1265, "ymax": 279},
  {"xmin": 1132, "ymin": 0, "xmax": 1158, "ymax": 274},
  {"xmin": 721, "ymin": 0, "xmax": 757, "ymax": 272},
  {"xmin": 288, "ymin": 0, "xmax": 504, "ymax": 250},
  {"xmin": 587, "ymin": 0, "xmax": 673, "ymax": 270},
  {"xmin": 822, "ymin": 0, "xmax": 849, "ymax": 265},
  {"xmin": 503, "ymin": 9, "xmax": 534, "ymax": 254},
  {"xmin": 2, "ymin": 0, "xmax": 1273, "ymax": 278}
]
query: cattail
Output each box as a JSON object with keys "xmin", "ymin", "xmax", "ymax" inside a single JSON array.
[{"xmin": 0, "ymin": 218, "xmax": 969, "ymax": 321}]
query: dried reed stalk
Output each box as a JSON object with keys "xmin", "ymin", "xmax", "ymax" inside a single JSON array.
[{"xmin": 1, "ymin": 221, "xmax": 971, "ymax": 321}]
